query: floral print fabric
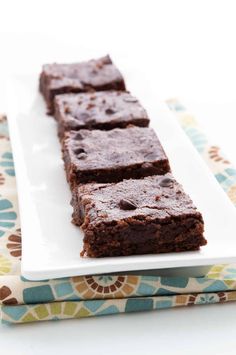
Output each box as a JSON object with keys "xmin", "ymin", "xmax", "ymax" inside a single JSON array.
[{"xmin": 1, "ymin": 102, "xmax": 236, "ymax": 324}]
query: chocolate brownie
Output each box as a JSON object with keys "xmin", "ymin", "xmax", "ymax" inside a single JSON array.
[
  {"xmin": 40, "ymin": 55, "xmax": 126, "ymax": 114},
  {"xmin": 71, "ymin": 173, "xmax": 206, "ymax": 257},
  {"xmin": 54, "ymin": 91, "xmax": 150, "ymax": 139},
  {"xmin": 62, "ymin": 126, "xmax": 170, "ymax": 187}
]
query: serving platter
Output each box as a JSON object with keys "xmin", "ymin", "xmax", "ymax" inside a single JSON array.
[{"xmin": 6, "ymin": 70, "xmax": 236, "ymax": 280}]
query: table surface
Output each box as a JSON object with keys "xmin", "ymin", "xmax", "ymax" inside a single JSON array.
[
  {"xmin": 1, "ymin": 1, "xmax": 236, "ymax": 354},
  {"xmin": 1, "ymin": 303, "xmax": 236, "ymax": 355}
]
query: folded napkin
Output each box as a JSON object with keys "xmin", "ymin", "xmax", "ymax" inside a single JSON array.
[{"xmin": 1, "ymin": 100, "xmax": 236, "ymax": 324}]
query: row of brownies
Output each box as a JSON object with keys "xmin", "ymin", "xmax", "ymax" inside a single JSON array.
[{"xmin": 40, "ymin": 55, "xmax": 207, "ymax": 258}]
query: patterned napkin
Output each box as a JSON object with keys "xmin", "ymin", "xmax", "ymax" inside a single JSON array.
[{"xmin": 1, "ymin": 99, "xmax": 236, "ymax": 324}]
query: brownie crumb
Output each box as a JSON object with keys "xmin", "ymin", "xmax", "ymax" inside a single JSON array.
[
  {"xmin": 87, "ymin": 103, "xmax": 95, "ymax": 110},
  {"xmin": 65, "ymin": 106, "xmax": 71, "ymax": 114}
]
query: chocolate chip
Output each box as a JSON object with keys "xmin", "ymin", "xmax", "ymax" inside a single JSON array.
[
  {"xmin": 74, "ymin": 147, "xmax": 86, "ymax": 155},
  {"xmin": 155, "ymin": 195, "xmax": 160, "ymax": 201},
  {"xmin": 90, "ymin": 95, "xmax": 96, "ymax": 100},
  {"xmin": 74, "ymin": 132, "xmax": 83, "ymax": 140},
  {"xmin": 160, "ymin": 177, "xmax": 174, "ymax": 187},
  {"xmin": 119, "ymin": 199, "xmax": 137, "ymax": 210},
  {"xmin": 102, "ymin": 99, "xmax": 106, "ymax": 104},
  {"xmin": 78, "ymin": 153, "xmax": 87, "ymax": 160},
  {"xmin": 124, "ymin": 97, "xmax": 138, "ymax": 103},
  {"xmin": 105, "ymin": 108, "xmax": 116, "ymax": 115}
]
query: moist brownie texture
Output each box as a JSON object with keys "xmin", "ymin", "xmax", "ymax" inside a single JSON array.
[
  {"xmin": 40, "ymin": 55, "xmax": 126, "ymax": 114},
  {"xmin": 71, "ymin": 173, "xmax": 206, "ymax": 257},
  {"xmin": 55, "ymin": 91, "xmax": 150, "ymax": 139},
  {"xmin": 62, "ymin": 126, "xmax": 170, "ymax": 187}
]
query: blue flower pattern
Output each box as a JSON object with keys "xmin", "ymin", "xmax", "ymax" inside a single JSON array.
[{"xmin": 0, "ymin": 152, "xmax": 15, "ymax": 176}]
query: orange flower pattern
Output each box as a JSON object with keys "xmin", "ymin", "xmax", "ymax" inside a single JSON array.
[
  {"xmin": 0, "ymin": 285, "xmax": 17, "ymax": 305},
  {"xmin": 208, "ymin": 146, "xmax": 230, "ymax": 164},
  {"xmin": 0, "ymin": 173, "xmax": 5, "ymax": 185},
  {"xmin": 72, "ymin": 275, "xmax": 138, "ymax": 299},
  {"xmin": 7, "ymin": 228, "xmax": 21, "ymax": 258}
]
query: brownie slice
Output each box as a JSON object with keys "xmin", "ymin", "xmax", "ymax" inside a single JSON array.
[
  {"xmin": 40, "ymin": 55, "xmax": 126, "ymax": 114},
  {"xmin": 71, "ymin": 174, "xmax": 206, "ymax": 257},
  {"xmin": 62, "ymin": 126, "xmax": 170, "ymax": 188},
  {"xmin": 55, "ymin": 91, "xmax": 150, "ymax": 139}
]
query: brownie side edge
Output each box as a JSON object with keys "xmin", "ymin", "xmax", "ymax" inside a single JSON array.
[
  {"xmin": 81, "ymin": 215, "xmax": 206, "ymax": 257},
  {"xmin": 63, "ymin": 151, "xmax": 170, "ymax": 188},
  {"xmin": 74, "ymin": 160, "xmax": 171, "ymax": 184},
  {"xmin": 39, "ymin": 72, "xmax": 51, "ymax": 113}
]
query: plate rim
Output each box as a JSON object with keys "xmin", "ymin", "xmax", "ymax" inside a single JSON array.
[{"xmin": 6, "ymin": 73, "xmax": 236, "ymax": 280}]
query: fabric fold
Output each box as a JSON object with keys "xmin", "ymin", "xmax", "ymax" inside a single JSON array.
[{"xmin": 2, "ymin": 290, "xmax": 236, "ymax": 324}]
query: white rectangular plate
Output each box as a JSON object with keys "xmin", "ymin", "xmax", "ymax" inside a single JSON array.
[{"xmin": 6, "ymin": 70, "xmax": 236, "ymax": 280}]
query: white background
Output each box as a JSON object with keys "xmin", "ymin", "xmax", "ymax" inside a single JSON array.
[{"xmin": 1, "ymin": 0, "xmax": 236, "ymax": 354}]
